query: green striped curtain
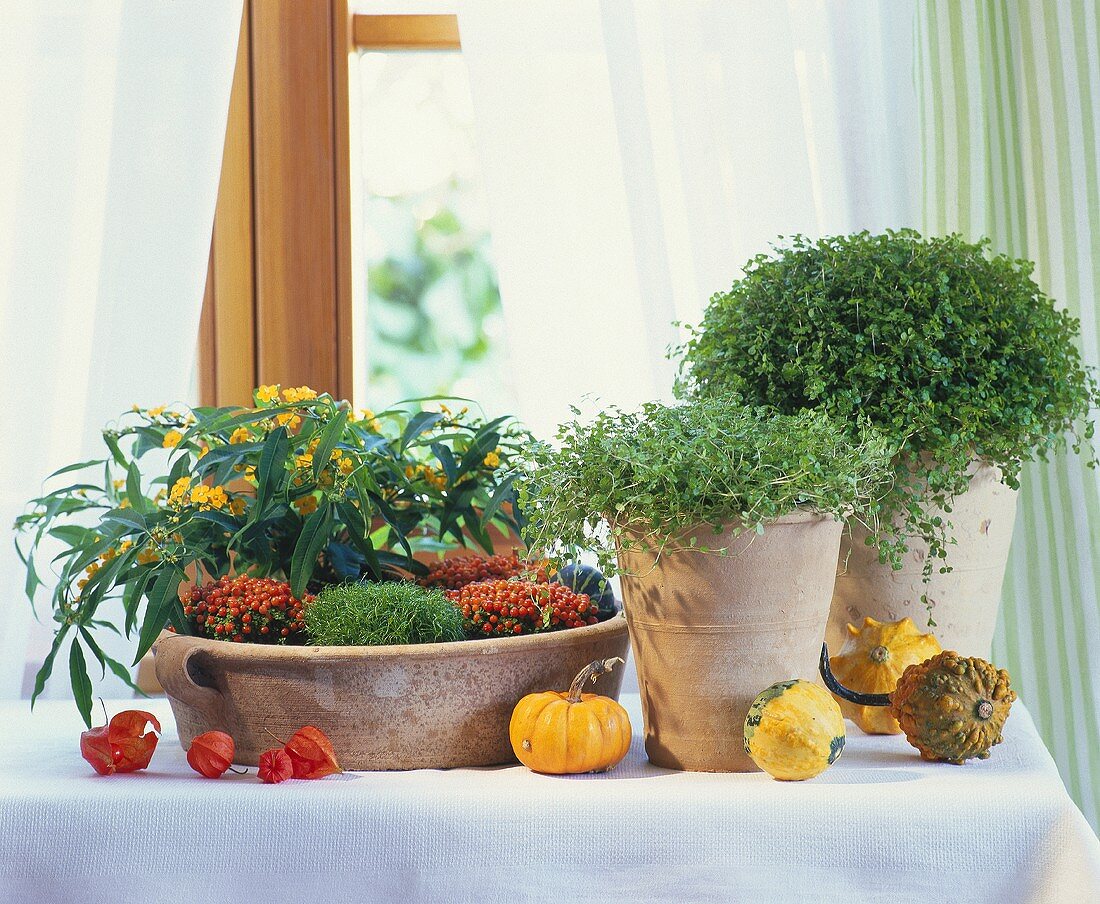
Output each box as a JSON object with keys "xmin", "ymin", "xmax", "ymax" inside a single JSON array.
[{"xmin": 917, "ymin": 0, "xmax": 1100, "ymax": 828}]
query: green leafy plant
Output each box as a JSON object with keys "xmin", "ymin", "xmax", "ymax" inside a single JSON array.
[
  {"xmin": 677, "ymin": 230, "xmax": 1098, "ymax": 577},
  {"xmin": 519, "ymin": 396, "xmax": 897, "ymax": 576},
  {"xmin": 14, "ymin": 385, "xmax": 527, "ymax": 723},
  {"xmin": 304, "ymin": 581, "xmax": 464, "ymax": 646}
]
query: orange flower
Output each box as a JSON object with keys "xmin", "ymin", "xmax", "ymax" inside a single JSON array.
[{"xmin": 294, "ymin": 495, "xmax": 319, "ymax": 515}]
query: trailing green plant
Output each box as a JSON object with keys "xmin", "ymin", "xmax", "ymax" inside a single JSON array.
[
  {"xmin": 304, "ymin": 581, "xmax": 464, "ymax": 646},
  {"xmin": 13, "ymin": 386, "xmax": 527, "ymax": 724},
  {"xmin": 677, "ymin": 230, "xmax": 1098, "ymax": 583},
  {"xmin": 518, "ymin": 396, "xmax": 897, "ymax": 576}
]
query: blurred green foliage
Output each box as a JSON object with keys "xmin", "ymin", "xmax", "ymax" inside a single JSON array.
[{"xmin": 365, "ymin": 189, "xmax": 512, "ymax": 415}]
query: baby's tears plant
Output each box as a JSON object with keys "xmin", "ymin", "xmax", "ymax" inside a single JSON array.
[
  {"xmin": 519, "ymin": 396, "xmax": 897, "ymax": 577},
  {"xmin": 678, "ymin": 231, "xmax": 1098, "ymax": 581}
]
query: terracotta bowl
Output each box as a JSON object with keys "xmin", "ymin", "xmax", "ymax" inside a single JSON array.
[{"xmin": 153, "ymin": 616, "xmax": 629, "ymax": 770}]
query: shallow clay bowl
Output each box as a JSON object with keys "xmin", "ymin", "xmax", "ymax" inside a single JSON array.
[{"xmin": 153, "ymin": 616, "xmax": 629, "ymax": 770}]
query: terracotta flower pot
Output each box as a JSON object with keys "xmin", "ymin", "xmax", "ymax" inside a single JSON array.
[
  {"xmin": 617, "ymin": 511, "xmax": 843, "ymax": 772},
  {"xmin": 828, "ymin": 462, "xmax": 1018, "ymax": 659},
  {"xmin": 153, "ymin": 617, "xmax": 629, "ymax": 770}
]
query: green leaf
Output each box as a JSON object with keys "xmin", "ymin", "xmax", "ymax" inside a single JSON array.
[
  {"xmin": 48, "ymin": 525, "xmax": 99, "ymax": 546},
  {"xmin": 254, "ymin": 426, "xmax": 289, "ymax": 516},
  {"xmin": 122, "ymin": 569, "xmax": 153, "ymax": 636},
  {"xmin": 133, "ymin": 567, "xmax": 183, "ymax": 665},
  {"xmin": 31, "ymin": 623, "xmax": 69, "ymax": 707},
  {"xmin": 457, "ymin": 430, "xmax": 500, "ymax": 478},
  {"xmin": 462, "ymin": 512, "xmax": 494, "ymax": 555},
  {"xmin": 338, "ymin": 501, "xmax": 383, "ymax": 576},
  {"xmin": 312, "ymin": 409, "xmax": 348, "ymax": 479},
  {"xmin": 69, "ymin": 639, "xmax": 94, "ymax": 727},
  {"xmin": 480, "ymin": 472, "xmax": 518, "ymax": 526},
  {"xmin": 46, "ymin": 459, "xmax": 105, "ymax": 480},
  {"xmin": 126, "ymin": 460, "xmax": 150, "ymax": 514},
  {"xmin": 80, "ymin": 627, "xmax": 139, "ymax": 692},
  {"xmin": 289, "ymin": 502, "xmax": 333, "ymax": 598},
  {"xmin": 102, "ymin": 432, "xmax": 128, "ymax": 467},
  {"xmin": 102, "ymin": 507, "xmax": 149, "ymax": 532},
  {"xmin": 431, "ymin": 443, "xmax": 458, "ymax": 483},
  {"xmin": 79, "ymin": 626, "xmax": 106, "ymax": 677},
  {"xmin": 400, "ymin": 411, "xmax": 444, "ymax": 451}
]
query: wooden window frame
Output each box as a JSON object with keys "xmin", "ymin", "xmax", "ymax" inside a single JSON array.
[{"xmin": 198, "ymin": 8, "xmax": 460, "ymax": 407}]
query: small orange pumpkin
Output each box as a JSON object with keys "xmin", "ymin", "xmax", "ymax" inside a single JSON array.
[{"xmin": 509, "ymin": 658, "xmax": 631, "ymax": 774}]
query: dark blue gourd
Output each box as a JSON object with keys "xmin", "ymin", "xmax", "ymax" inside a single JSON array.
[{"xmin": 553, "ymin": 564, "xmax": 620, "ymax": 621}]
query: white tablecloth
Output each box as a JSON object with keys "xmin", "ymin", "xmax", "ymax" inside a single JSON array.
[{"xmin": 1, "ymin": 696, "xmax": 1097, "ymax": 904}]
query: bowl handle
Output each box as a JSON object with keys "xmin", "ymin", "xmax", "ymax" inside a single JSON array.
[{"xmin": 153, "ymin": 636, "xmax": 226, "ymax": 722}]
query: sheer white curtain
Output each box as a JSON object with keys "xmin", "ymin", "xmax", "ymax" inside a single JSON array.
[
  {"xmin": 460, "ymin": 0, "xmax": 920, "ymax": 438},
  {"xmin": 0, "ymin": 1, "xmax": 242, "ymax": 699}
]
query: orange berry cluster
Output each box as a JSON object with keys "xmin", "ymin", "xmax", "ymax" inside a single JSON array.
[
  {"xmin": 185, "ymin": 576, "xmax": 313, "ymax": 644},
  {"xmin": 419, "ymin": 552, "xmax": 532, "ymax": 591},
  {"xmin": 447, "ymin": 580, "xmax": 599, "ymax": 638}
]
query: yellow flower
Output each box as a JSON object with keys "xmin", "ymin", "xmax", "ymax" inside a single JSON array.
[
  {"xmin": 147, "ymin": 405, "xmax": 166, "ymax": 417},
  {"xmin": 338, "ymin": 457, "xmax": 354, "ymax": 475},
  {"xmin": 100, "ymin": 547, "xmax": 117, "ymax": 563},
  {"xmin": 163, "ymin": 430, "xmax": 183, "ymax": 448},
  {"xmin": 404, "ymin": 465, "xmax": 416, "ymax": 479},
  {"xmin": 244, "ymin": 465, "xmax": 256, "ymax": 481},
  {"xmin": 229, "ymin": 497, "xmax": 247, "ymax": 516},
  {"xmin": 169, "ymin": 476, "xmax": 192, "ymax": 505},
  {"xmin": 275, "ymin": 412, "xmax": 302, "ymax": 431},
  {"xmin": 229, "ymin": 427, "xmax": 250, "ymax": 444},
  {"xmin": 294, "ymin": 495, "xmax": 319, "ymax": 515},
  {"xmin": 196, "ymin": 444, "xmax": 209, "ymax": 459},
  {"xmin": 206, "ymin": 486, "xmax": 228, "ymax": 510},
  {"xmin": 296, "ymin": 453, "xmax": 313, "ymax": 469},
  {"xmin": 86, "ymin": 561, "xmax": 101, "ymax": 578},
  {"xmin": 359, "ymin": 409, "xmax": 380, "ymax": 431},
  {"xmin": 190, "ymin": 485, "xmax": 211, "ymax": 506},
  {"xmin": 113, "ymin": 479, "xmax": 125, "ymax": 490},
  {"xmin": 439, "ymin": 403, "xmax": 451, "ymax": 415},
  {"xmin": 283, "ymin": 386, "xmax": 318, "ymax": 403},
  {"xmin": 118, "ymin": 539, "xmax": 134, "ymax": 552},
  {"xmin": 137, "ymin": 546, "xmax": 159, "ymax": 565},
  {"xmin": 257, "ymin": 385, "xmax": 280, "ymax": 405},
  {"xmin": 483, "ymin": 450, "xmax": 501, "ymax": 469},
  {"xmin": 119, "ymin": 498, "xmax": 131, "ymax": 509}
]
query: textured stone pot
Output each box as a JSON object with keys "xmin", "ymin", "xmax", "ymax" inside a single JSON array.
[
  {"xmin": 617, "ymin": 511, "xmax": 843, "ymax": 772},
  {"xmin": 828, "ymin": 462, "xmax": 1018, "ymax": 660},
  {"xmin": 154, "ymin": 617, "xmax": 629, "ymax": 770}
]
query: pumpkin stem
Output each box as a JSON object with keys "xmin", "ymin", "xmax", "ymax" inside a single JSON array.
[
  {"xmin": 976, "ymin": 700, "xmax": 994, "ymax": 720},
  {"xmin": 819, "ymin": 643, "xmax": 891, "ymax": 708},
  {"xmin": 869, "ymin": 645, "xmax": 890, "ymax": 663},
  {"xmin": 567, "ymin": 657, "xmax": 623, "ymax": 704}
]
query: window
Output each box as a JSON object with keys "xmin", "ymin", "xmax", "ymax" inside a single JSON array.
[{"xmin": 352, "ymin": 40, "xmax": 516, "ymax": 416}]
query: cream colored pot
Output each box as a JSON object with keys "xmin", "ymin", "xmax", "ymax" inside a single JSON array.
[
  {"xmin": 618, "ymin": 512, "xmax": 842, "ymax": 772},
  {"xmin": 828, "ymin": 462, "xmax": 1018, "ymax": 660},
  {"xmin": 154, "ymin": 617, "xmax": 629, "ymax": 770}
]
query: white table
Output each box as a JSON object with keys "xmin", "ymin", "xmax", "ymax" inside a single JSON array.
[{"xmin": 1, "ymin": 696, "xmax": 1097, "ymax": 904}]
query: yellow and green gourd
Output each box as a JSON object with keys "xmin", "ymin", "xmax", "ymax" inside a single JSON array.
[{"xmin": 743, "ymin": 679, "xmax": 846, "ymax": 780}]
